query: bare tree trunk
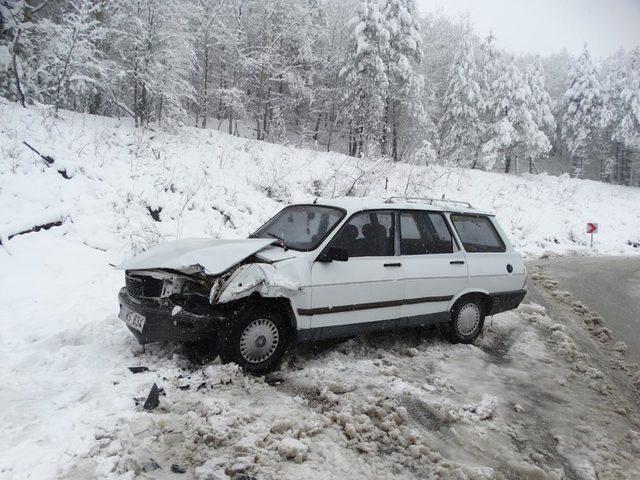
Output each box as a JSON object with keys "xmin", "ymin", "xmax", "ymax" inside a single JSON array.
[
  {"xmin": 614, "ymin": 142, "xmax": 621, "ymax": 184},
  {"xmin": 262, "ymin": 87, "xmax": 271, "ymax": 141},
  {"xmin": 133, "ymin": 56, "xmax": 139, "ymax": 127},
  {"xmin": 504, "ymin": 154, "xmax": 511, "ymax": 173},
  {"xmin": 11, "ymin": 30, "xmax": 26, "ymax": 108},
  {"xmin": 201, "ymin": 31, "xmax": 209, "ymax": 128},
  {"xmin": 571, "ymin": 157, "xmax": 584, "ymax": 179},
  {"xmin": 157, "ymin": 93, "xmax": 163, "ymax": 124},
  {"xmin": 391, "ymin": 117, "xmax": 398, "ymax": 162},
  {"xmin": 622, "ymin": 145, "xmax": 632, "ymax": 186},
  {"xmin": 380, "ymin": 98, "xmax": 389, "ymax": 157},
  {"xmin": 313, "ymin": 111, "xmax": 322, "ymax": 141},
  {"xmin": 54, "ymin": 25, "xmax": 80, "ymax": 113},
  {"xmin": 471, "ymin": 150, "xmax": 479, "ymax": 169},
  {"xmin": 326, "ymin": 104, "xmax": 336, "ymax": 152}
]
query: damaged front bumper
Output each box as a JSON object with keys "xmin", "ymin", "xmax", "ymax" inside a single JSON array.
[{"xmin": 118, "ymin": 288, "xmax": 221, "ymax": 344}]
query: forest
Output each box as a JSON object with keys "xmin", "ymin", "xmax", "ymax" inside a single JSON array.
[{"xmin": 1, "ymin": 0, "xmax": 639, "ymax": 185}]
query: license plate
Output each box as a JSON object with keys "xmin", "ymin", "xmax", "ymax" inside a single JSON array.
[{"xmin": 119, "ymin": 306, "xmax": 146, "ymax": 332}]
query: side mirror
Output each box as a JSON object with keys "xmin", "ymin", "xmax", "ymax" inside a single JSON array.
[{"xmin": 317, "ymin": 246, "xmax": 349, "ymax": 263}]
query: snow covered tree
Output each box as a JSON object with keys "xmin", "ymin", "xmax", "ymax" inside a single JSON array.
[
  {"xmin": 340, "ymin": 0, "xmax": 390, "ymax": 157},
  {"xmin": 305, "ymin": 0, "xmax": 353, "ymax": 151},
  {"xmin": 479, "ymin": 35, "xmax": 549, "ymax": 174},
  {"xmin": 438, "ymin": 28, "xmax": 483, "ymax": 167},
  {"xmin": 380, "ymin": 0, "xmax": 424, "ymax": 161},
  {"xmin": 524, "ymin": 59, "xmax": 556, "ymax": 172},
  {"xmin": 36, "ymin": 0, "xmax": 106, "ymax": 112},
  {"xmin": 0, "ymin": 0, "xmax": 51, "ymax": 107},
  {"xmin": 561, "ymin": 45, "xmax": 603, "ymax": 178},
  {"xmin": 107, "ymin": 0, "xmax": 195, "ymax": 126},
  {"xmin": 526, "ymin": 60, "xmax": 557, "ymax": 134},
  {"xmin": 601, "ymin": 48, "xmax": 640, "ymax": 185},
  {"xmin": 477, "ymin": 33, "xmax": 509, "ymax": 170}
]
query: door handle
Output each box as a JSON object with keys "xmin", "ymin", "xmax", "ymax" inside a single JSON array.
[
  {"xmin": 384, "ymin": 262, "xmax": 402, "ymax": 267},
  {"xmin": 450, "ymin": 260, "xmax": 465, "ymax": 265}
]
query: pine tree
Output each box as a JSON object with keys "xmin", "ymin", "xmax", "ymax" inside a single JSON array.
[
  {"xmin": 478, "ymin": 33, "xmax": 511, "ymax": 170},
  {"xmin": 479, "ymin": 39, "xmax": 549, "ymax": 174},
  {"xmin": 524, "ymin": 59, "xmax": 555, "ymax": 172},
  {"xmin": 380, "ymin": 0, "xmax": 424, "ymax": 161},
  {"xmin": 601, "ymin": 48, "xmax": 640, "ymax": 185},
  {"xmin": 438, "ymin": 28, "xmax": 483, "ymax": 167},
  {"xmin": 340, "ymin": 0, "xmax": 390, "ymax": 157},
  {"xmin": 561, "ymin": 45, "xmax": 603, "ymax": 179}
]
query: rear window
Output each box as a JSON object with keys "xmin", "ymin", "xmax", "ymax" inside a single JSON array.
[{"xmin": 450, "ymin": 215, "xmax": 506, "ymax": 253}]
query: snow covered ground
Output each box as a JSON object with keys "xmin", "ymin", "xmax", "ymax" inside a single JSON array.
[{"xmin": 1, "ymin": 103, "xmax": 640, "ymax": 479}]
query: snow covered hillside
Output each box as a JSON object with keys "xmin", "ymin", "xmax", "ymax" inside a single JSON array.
[
  {"xmin": 1, "ymin": 102, "xmax": 639, "ymax": 258},
  {"xmin": 2, "ymin": 104, "xmax": 640, "ymax": 479}
]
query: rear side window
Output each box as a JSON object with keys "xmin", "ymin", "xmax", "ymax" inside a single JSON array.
[
  {"xmin": 450, "ymin": 215, "xmax": 506, "ymax": 253},
  {"xmin": 329, "ymin": 210, "xmax": 394, "ymax": 257},
  {"xmin": 400, "ymin": 211, "xmax": 454, "ymax": 255}
]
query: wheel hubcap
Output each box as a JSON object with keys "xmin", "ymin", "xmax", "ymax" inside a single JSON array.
[
  {"xmin": 457, "ymin": 303, "xmax": 480, "ymax": 336},
  {"xmin": 239, "ymin": 318, "xmax": 280, "ymax": 363}
]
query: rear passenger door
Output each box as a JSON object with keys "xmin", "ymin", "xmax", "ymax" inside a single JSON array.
[
  {"xmin": 399, "ymin": 210, "xmax": 468, "ymax": 322},
  {"xmin": 309, "ymin": 210, "xmax": 403, "ymax": 336}
]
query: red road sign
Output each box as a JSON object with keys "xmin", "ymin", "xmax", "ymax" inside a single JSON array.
[{"xmin": 587, "ymin": 223, "xmax": 598, "ymax": 234}]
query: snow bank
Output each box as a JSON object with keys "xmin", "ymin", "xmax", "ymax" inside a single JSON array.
[{"xmin": 1, "ymin": 102, "xmax": 639, "ymax": 259}]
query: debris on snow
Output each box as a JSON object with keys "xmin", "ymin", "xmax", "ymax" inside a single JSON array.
[
  {"xmin": 143, "ymin": 383, "xmax": 160, "ymax": 411},
  {"xmin": 128, "ymin": 366, "xmax": 149, "ymax": 374}
]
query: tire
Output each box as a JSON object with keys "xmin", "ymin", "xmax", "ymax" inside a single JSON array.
[
  {"xmin": 444, "ymin": 296, "xmax": 485, "ymax": 343},
  {"xmin": 218, "ymin": 304, "xmax": 290, "ymax": 374}
]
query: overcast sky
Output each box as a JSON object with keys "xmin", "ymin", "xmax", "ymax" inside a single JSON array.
[{"xmin": 414, "ymin": 0, "xmax": 640, "ymax": 58}]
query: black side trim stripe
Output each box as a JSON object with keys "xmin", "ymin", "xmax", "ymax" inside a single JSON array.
[
  {"xmin": 297, "ymin": 295, "xmax": 453, "ymax": 316},
  {"xmin": 295, "ymin": 311, "xmax": 450, "ymax": 343}
]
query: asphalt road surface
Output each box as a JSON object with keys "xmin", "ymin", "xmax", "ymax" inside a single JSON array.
[{"xmin": 539, "ymin": 255, "xmax": 640, "ymax": 364}]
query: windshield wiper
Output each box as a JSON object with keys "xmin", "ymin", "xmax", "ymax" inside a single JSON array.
[{"xmin": 264, "ymin": 232, "xmax": 288, "ymax": 250}]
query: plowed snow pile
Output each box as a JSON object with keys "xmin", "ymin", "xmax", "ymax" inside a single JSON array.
[{"xmin": 2, "ymin": 103, "xmax": 640, "ymax": 479}]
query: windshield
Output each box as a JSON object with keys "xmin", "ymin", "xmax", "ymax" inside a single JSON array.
[{"xmin": 251, "ymin": 205, "xmax": 345, "ymax": 251}]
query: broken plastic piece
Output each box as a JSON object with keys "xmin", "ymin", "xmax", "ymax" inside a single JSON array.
[
  {"xmin": 128, "ymin": 366, "xmax": 149, "ymax": 374},
  {"xmin": 143, "ymin": 383, "xmax": 160, "ymax": 410}
]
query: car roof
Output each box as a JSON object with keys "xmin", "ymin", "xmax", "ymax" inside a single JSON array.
[{"xmin": 310, "ymin": 197, "xmax": 494, "ymax": 216}]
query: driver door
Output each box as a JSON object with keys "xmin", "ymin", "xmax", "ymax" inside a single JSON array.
[{"xmin": 309, "ymin": 210, "xmax": 403, "ymax": 338}]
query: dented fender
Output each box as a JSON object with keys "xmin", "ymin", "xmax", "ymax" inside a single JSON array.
[{"xmin": 209, "ymin": 263, "xmax": 302, "ymax": 305}]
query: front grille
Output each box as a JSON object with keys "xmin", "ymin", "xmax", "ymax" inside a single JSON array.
[{"xmin": 126, "ymin": 274, "xmax": 163, "ymax": 298}]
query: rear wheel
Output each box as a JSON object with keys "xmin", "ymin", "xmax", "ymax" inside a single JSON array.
[
  {"xmin": 445, "ymin": 296, "xmax": 485, "ymax": 343},
  {"xmin": 218, "ymin": 305, "xmax": 290, "ymax": 374}
]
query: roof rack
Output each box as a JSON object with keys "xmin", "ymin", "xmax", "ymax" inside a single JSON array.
[{"xmin": 384, "ymin": 196, "xmax": 474, "ymax": 209}]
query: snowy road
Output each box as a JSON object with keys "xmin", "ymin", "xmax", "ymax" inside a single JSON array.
[{"xmin": 535, "ymin": 256, "xmax": 640, "ymax": 364}]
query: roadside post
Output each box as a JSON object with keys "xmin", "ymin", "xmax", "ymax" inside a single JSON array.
[{"xmin": 587, "ymin": 223, "xmax": 598, "ymax": 248}]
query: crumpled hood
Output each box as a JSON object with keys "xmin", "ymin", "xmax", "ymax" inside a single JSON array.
[{"xmin": 117, "ymin": 238, "xmax": 275, "ymax": 275}]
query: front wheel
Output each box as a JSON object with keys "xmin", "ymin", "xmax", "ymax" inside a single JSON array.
[
  {"xmin": 444, "ymin": 297, "xmax": 485, "ymax": 343},
  {"xmin": 218, "ymin": 305, "xmax": 290, "ymax": 374}
]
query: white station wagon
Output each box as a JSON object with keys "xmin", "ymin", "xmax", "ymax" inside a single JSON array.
[{"xmin": 118, "ymin": 197, "xmax": 527, "ymax": 373}]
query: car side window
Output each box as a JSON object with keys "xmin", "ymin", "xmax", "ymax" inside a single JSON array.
[
  {"xmin": 329, "ymin": 211, "xmax": 395, "ymax": 257},
  {"xmin": 400, "ymin": 211, "xmax": 454, "ymax": 255},
  {"xmin": 450, "ymin": 214, "xmax": 506, "ymax": 253}
]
